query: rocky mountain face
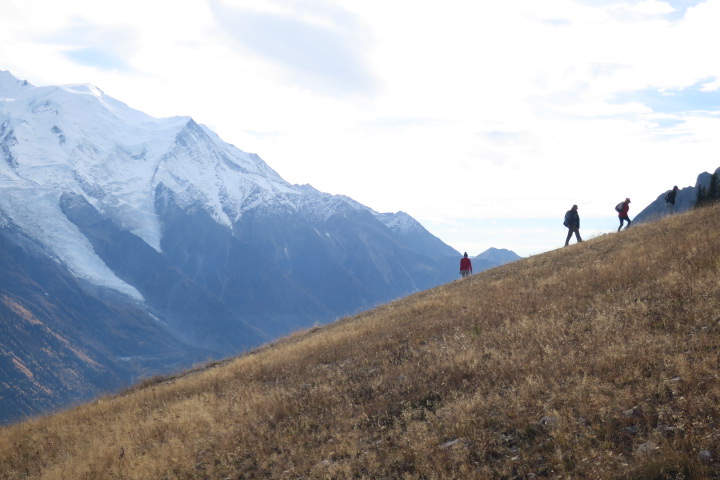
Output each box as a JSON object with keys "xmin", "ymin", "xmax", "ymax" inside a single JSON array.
[
  {"xmin": 634, "ymin": 166, "xmax": 720, "ymax": 223},
  {"xmin": 0, "ymin": 224, "xmax": 213, "ymax": 424},
  {"xmin": 0, "ymin": 71, "xmax": 472, "ymax": 424}
]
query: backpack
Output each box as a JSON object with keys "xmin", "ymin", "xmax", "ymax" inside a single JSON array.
[{"xmin": 615, "ymin": 202, "xmax": 624, "ymax": 213}]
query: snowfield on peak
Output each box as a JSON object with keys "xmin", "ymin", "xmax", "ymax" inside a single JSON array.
[
  {"xmin": 0, "ymin": 73, "xmax": 290, "ymax": 296},
  {"xmin": 376, "ymin": 211, "xmax": 424, "ymax": 234},
  {"xmin": 1, "ymin": 71, "xmax": 423, "ymax": 298}
]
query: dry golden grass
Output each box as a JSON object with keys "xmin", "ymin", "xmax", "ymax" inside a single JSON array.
[{"xmin": 1, "ymin": 203, "xmax": 719, "ymax": 479}]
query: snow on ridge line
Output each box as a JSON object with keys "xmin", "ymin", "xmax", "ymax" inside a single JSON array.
[
  {"xmin": 3, "ymin": 71, "xmax": 401, "ymax": 228},
  {"xmin": 0, "ymin": 70, "xmax": 32, "ymax": 96},
  {"xmin": 375, "ymin": 211, "xmax": 421, "ymax": 233}
]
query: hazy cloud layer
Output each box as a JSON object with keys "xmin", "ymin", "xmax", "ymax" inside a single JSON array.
[
  {"xmin": 576, "ymin": 0, "xmax": 706, "ymax": 20},
  {"xmin": 208, "ymin": 0, "xmax": 377, "ymax": 96},
  {"xmin": 610, "ymin": 79, "xmax": 720, "ymax": 113},
  {"xmin": 44, "ymin": 18, "xmax": 138, "ymax": 72}
]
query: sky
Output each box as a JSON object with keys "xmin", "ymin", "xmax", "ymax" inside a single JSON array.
[{"xmin": 1, "ymin": 0, "xmax": 720, "ymax": 257}]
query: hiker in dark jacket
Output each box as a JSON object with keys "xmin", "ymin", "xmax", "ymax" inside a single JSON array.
[
  {"xmin": 563, "ymin": 204, "xmax": 582, "ymax": 246},
  {"xmin": 618, "ymin": 198, "xmax": 632, "ymax": 231},
  {"xmin": 665, "ymin": 185, "xmax": 679, "ymax": 211}
]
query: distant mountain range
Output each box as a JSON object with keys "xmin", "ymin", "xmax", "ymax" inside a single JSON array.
[
  {"xmin": 473, "ymin": 247, "xmax": 522, "ymax": 270},
  {"xmin": 0, "ymin": 71, "xmax": 519, "ymax": 424}
]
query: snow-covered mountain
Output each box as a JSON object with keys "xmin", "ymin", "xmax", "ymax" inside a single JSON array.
[
  {"xmin": 1, "ymin": 70, "xmax": 465, "ymax": 423},
  {"xmin": 2, "ymin": 71, "xmax": 313, "ymax": 298}
]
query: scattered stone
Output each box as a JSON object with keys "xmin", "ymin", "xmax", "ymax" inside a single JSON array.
[
  {"xmin": 637, "ymin": 441, "xmax": 659, "ymax": 456},
  {"xmin": 499, "ymin": 434, "xmax": 512, "ymax": 443},
  {"xmin": 441, "ymin": 438, "xmax": 460, "ymax": 449},
  {"xmin": 623, "ymin": 406, "xmax": 641, "ymax": 418},
  {"xmin": 540, "ymin": 415, "xmax": 558, "ymax": 427},
  {"xmin": 699, "ymin": 450, "xmax": 713, "ymax": 463},
  {"xmin": 655, "ymin": 424, "xmax": 680, "ymax": 437}
]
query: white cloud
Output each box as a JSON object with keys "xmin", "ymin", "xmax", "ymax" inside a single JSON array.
[
  {"xmin": 207, "ymin": 0, "xmax": 377, "ymax": 96},
  {"xmin": 611, "ymin": 0, "xmax": 676, "ymax": 15}
]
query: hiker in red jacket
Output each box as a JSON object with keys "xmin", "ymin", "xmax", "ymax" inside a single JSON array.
[
  {"xmin": 618, "ymin": 198, "xmax": 632, "ymax": 232},
  {"xmin": 459, "ymin": 252, "xmax": 472, "ymax": 278}
]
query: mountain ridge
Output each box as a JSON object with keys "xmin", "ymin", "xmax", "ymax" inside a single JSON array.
[{"xmin": 634, "ymin": 166, "xmax": 720, "ymax": 223}]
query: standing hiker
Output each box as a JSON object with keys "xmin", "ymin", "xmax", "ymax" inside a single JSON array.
[
  {"xmin": 459, "ymin": 252, "xmax": 472, "ymax": 278},
  {"xmin": 617, "ymin": 198, "xmax": 632, "ymax": 231},
  {"xmin": 563, "ymin": 204, "xmax": 582, "ymax": 246},
  {"xmin": 665, "ymin": 185, "xmax": 679, "ymax": 211}
]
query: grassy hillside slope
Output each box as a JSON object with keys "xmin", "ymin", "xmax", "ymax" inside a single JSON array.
[{"xmin": 1, "ymin": 204, "xmax": 719, "ymax": 479}]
